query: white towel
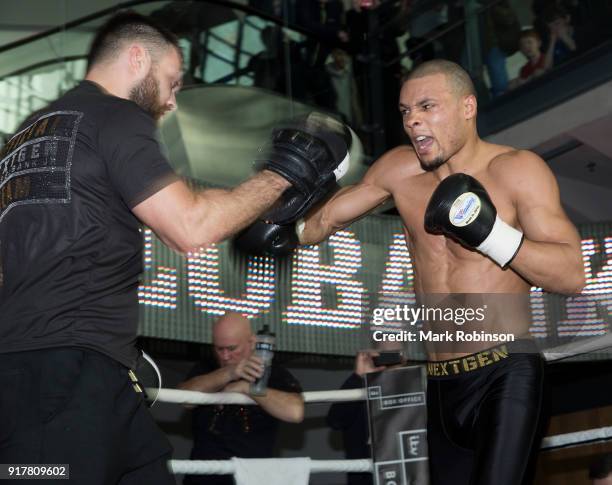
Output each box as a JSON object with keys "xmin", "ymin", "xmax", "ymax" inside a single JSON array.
[{"xmin": 232, "ymin": 457, "xmax": 311, "ymax": 485}]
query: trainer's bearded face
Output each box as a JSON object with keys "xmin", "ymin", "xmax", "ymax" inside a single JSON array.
[
  {"xmin": 400, "ymin": 73, "xmax": 466, "ymax": 171},
  {"xmin": 129, "ymin": 67, "xmax": 164, "ymax": 120},
  {"xmin": 129, "ymin": 47, "xmax": 182, "ymax": 121}
]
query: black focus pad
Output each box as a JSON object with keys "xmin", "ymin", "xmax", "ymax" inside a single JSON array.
[
  {"xmin": 279, "ymin": 112, "xmax": 352, "ymax": 164},
  {"xmin": 255, "ymin": 112, "xmax": 351, "ymax": 197}
]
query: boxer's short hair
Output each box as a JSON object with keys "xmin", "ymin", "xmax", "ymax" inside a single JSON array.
[
  {"xmin": 404, "ymin": 59, "xmax": 476, "ymax": 98},
  {"xmin": 87, "ymin": 11, "xmax": 180, "ymax": 69}
]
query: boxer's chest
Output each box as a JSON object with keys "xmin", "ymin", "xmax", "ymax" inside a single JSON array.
[{"xmin": 392, "ymin": 171, "xmax": 518, "ymax": 262}]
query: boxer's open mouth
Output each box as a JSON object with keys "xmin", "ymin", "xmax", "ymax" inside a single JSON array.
[{"xmin": 415, "ymin": 135, "xmax": 434, "ymax": 153}]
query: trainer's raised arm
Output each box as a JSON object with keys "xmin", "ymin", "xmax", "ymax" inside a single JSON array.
[
  {"xmin": 134, "ymin": 112, "xmax": 358, "ymax": 254},
  {"xmin": 132, "ymin": 170, "xmax": 290, "ymax": 254}
]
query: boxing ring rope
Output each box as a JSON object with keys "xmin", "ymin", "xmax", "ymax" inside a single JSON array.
[
  {"xmin": 541, "ymin": 426, "xmax": 612, "ymax": 451},
  {"xmin": 155, "ymin": 332, "xmax": 612, "ymax": 407},
  {"xmin": 158, "ymin": 333, "xmax": 612, "ymax": 476},
  {"xmin": 155, "ymin": 387, "xmax": 366, "ymax": 406},
  {"xmin": 169, "ymin": 458, "xmax": 373, "ymax": 475},
  {"xmin": 169, "ymin": 424, "xmax": 612, "ymax": 477},
  {"xmin": 166, "ymin": 427, "xmax": 612, "ymax": 476},
  {"xmin": 542, "ymin": 332, "xmax": 612, "ymax": 362}
]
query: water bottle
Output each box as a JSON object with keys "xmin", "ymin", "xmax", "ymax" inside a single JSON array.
[{"xmin": 250, "ymin": 325, "xmax": 276, "ymax": 396}]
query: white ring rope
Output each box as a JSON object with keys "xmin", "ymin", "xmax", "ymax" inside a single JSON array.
[
  {"xmin": 169, "ymin": 458, "xmax": 373, "ymax": 475},
  {"xmin": 543, "ymin": 332, "xmax": 612, "ymax": 362},
  {"xmin": 169, "ymin": 425, "xmax": 612, "ymax": 476},
  {"xmin": 541, "ymin": 425, "xmax": 612, "ymax": 450},
  {"xmin": 152, "ymin": 387, "xmax": 366, "ymax": 406},
  {"xmin": 151, "ymin": 332, "xmax": 612, "ymax": 407}
]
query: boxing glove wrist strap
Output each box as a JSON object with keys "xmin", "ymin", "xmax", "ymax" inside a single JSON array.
[{"xmin": 476, "ymin": 216, "xmax": 524, "ymax": 268}]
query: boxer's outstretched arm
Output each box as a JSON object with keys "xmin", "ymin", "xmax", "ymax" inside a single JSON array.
[
  {"xmin": 506, "ymin": 151, "xmax": 585, "ymax": 294},
  {"xmin": 299, "ymin": 151, "xmax": 395, "ymax": 245},
  {"xmin": 133, "ymin": 170, "xmax": 290, "ymax": 253}
]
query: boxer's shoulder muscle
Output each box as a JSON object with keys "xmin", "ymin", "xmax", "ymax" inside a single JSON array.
[
  {"xmin": 488, "ymin": 147, "xmax": 546, "ymax": 175},
  {"xmin": 365, "ymin": 145, "xmax": 423, "ymax": 192},
  {"xmin": 488, "ymin": 147, "xmax": 555, "ymax": 198}
]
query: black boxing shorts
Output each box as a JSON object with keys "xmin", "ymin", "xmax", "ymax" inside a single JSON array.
[
  {"xmin": 426, "ymin": 341, "xmax": 544, "ymax": 485},
  {"xmin": 0, "ymin": 348, "xmax": 175, "ymax": 485}
]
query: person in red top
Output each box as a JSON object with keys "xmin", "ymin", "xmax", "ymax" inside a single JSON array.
[{"xmin": 509, "ymin": 29, "xmax": 554, "ymax": 89}]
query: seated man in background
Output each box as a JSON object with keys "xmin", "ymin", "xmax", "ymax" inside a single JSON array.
[{"xmin": 178, "ymin": 312, "xmax": 304, "ymax": 485}]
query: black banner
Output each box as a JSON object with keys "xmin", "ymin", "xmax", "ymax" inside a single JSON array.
[{"xmin": 366, "ymin": 366, "xmax": 429, "ymax": 485}]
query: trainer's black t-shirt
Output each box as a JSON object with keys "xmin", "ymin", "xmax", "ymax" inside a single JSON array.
[
  {"xmin": 186, "ymin": 358, "xmax": 302, "ymax": 461},
  {"xmin": 0, "ymin": 81, "xmax": 177, "ymax": 367}
]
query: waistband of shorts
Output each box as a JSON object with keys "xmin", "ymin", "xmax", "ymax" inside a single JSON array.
[{"xmin": 426, "ymin": 339, "xmax": 539, "ymax": 378}]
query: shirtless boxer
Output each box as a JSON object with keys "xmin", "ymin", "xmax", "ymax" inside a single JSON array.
[
  {"xmin": 246, "ymin": 59, "xmax": 585, "ymax": 484},
  {"xmin": 312, "ymin": 60, "xmax": 585, "ymax": 484}
]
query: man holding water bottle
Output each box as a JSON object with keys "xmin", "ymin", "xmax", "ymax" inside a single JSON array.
[{"xmin": 178, "ymin": 311, "xmax": 304, "ymax": 485}]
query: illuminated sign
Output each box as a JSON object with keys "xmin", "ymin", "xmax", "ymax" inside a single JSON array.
[{"xmin": 138, "ymin": 216, "xmax": 612, "ymax": 356}]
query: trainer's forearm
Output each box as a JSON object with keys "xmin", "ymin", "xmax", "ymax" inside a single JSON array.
[
  {"xmin": 188, "ymin": 171, "xmax": 290, "ymax": 250},
  {"xmin": 510, "ymin": 239, "xmax": 585, "ymax": 294}
]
